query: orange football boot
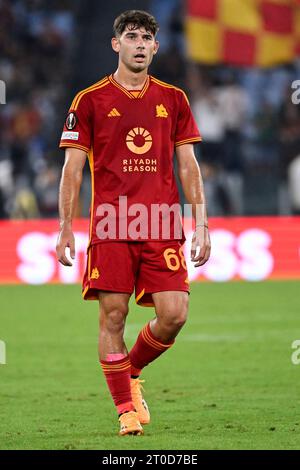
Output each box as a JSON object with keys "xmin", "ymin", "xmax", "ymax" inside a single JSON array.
[
  {"xmin": 119, "ymin": 411, "xmax": 144, "ymax": 436},
  {"xmin": 130, "ymin": 378, "xmax": 150, "ymax": 425}
]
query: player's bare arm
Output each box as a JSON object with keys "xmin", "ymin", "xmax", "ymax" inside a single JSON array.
[
  {"xmin": 56, "ymin": 148, "xmax": 86, "ymax": 266},
  {"xmin": 176, "ymin": 143, "xmax": 211, "ymax": 267}
]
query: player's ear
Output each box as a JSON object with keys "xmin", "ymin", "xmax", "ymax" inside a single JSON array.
[
  {"xmin": 111, "ymin": 37, "xmax": 120, "ymax": 53},
  {"xmin": 153, "ymin": 40, "xmax": 159, "ymax": 55}
]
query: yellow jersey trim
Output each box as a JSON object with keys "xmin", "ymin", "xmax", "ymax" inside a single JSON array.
[
  {"xmin": 71, "ymin": 78, "xmax": 110, "ymax": 110},
  {"xmin": 109, "ymin": 74, "xmax": 134, "ymax": 99},
  {"xmin": 82, "ymin": 286, "xmax": 89, "ymax": 299},
  {"xmin": 175, "ymin": 137, "xmax": 202, "ymax": 147},
  {"xmin": 87, "ymin": 147, "xmax": 95, "ymax": 249},
  {"xmin": 109, "ymin": 74, "xmax": 150, "ymax": 99},
  {"xmin": 59, "ymin": 143, "xmax": 90, "ymax": 153},
  {"xmin": 151, "ymin": 77, "xmax": 190, "ymax": 104},
  {"xmin": 71, "ymin": 76, "xmax": 108, "ymax": 108},
  {"xmin": 137, "ymin": 75, "xmax": 150, "ymax": 98},
  {"xmin": 135, "ymin": 288, "xmax": 145, "ymax": 304}
]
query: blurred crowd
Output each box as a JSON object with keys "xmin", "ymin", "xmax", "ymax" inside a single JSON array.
[
  {"xmin": 0, "ymin": 0, "xmax": 300, "ymax": 219},
  {"xmin": 188, "ymin": 65, "xmax": 300, "ymax": 216},
  {"xmin": 0, "ymin": 0, "xmax": 74, "ymax": 218},
  {"xmin": 151, "ymin": 0, "xmax": 300, "ymax": 216}
]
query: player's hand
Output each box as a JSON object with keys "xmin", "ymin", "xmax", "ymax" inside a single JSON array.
[
  {"xmin": 56, "ymin": 226, "xmax": 75, "ymax": 266},
  {"xmin": 191, "ymin": 226, "xmax": 211, "ymax": 267}
]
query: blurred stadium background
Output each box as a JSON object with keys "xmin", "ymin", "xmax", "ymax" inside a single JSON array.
[{"xmin": 0, "ymin": 0, "xmax": 300, "ymax": 450}]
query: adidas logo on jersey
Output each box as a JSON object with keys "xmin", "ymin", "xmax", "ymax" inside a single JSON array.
[{"xmin": 108, "ymin": 108, "xmax": 121, "ymax": 117}]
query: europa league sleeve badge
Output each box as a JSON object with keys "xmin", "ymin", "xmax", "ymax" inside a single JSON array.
[{"xmin": 65, "ymin": 112, "xmax": 77, "ymax": 130}]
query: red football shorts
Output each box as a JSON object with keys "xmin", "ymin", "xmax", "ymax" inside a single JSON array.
[{"xmin": 82, "ymin": 240, "xmax": 189, "ymax": 306}]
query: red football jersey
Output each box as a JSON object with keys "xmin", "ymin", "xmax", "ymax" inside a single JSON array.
[{"xmin": 59, "ymin": 74, "xmax": 201, "ymax": 244}]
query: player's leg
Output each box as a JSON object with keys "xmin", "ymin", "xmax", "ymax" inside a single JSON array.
[
  {"xmin": 130, "ymin": 240, "xmax": 189, "ymax": 374},
  {"xmin": 98, "ymin": 291, "xmax": 129, "ymax": 361},
  {"xmin": 82, "ymin": 242, "xmax": 143, "ymax": 435},
  {"xmin": 151, "ymin": 290, "xmax": 188, "ymax": 342},
  {"xmin": 129, "ymin": 292, "xmax": 188, "ymax": 425},
  {"xmin": 129, "ymin": 291, "xmax": 188, "ymax": 376},
  {"xmin": 99, "ymin": 291, "xmax": 143, "ymax": 435},
  {"xmin": 129, "ymin": 241, "xmax": 189, "ymax": 423}
]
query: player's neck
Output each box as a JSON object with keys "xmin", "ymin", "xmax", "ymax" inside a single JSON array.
[{"xmin": 113, "ymin": 67, "xmax": 148, "ymax": 90}]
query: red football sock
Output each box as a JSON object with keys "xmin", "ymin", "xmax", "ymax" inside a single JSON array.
[
  {"xmin": 100, "ymin": 355, "xmax": 135, "ymax": 415},
  {"xmin": 129, "ymin": 323, "xmax": 174, "ymax": 376}
]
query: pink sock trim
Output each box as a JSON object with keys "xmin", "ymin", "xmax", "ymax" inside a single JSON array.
[
  {"xmin": 106, "ymin": 353, "xmax": 126, "ymax": 362},
  {"xmin": 117, "ymin": 401, "xmax": 135, "ymax": 415}
]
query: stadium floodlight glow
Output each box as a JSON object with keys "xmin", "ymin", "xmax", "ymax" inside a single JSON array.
[{"xmin": 0, "ymin": 80, "xmax": 6, "ymax": 104}]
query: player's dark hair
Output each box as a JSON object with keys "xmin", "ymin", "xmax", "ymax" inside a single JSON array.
[{"xmin": 113, "ymin": 10, "xmax": 159, "ymax": 37}]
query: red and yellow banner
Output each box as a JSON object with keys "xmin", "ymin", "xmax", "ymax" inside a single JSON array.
[
  {"xmin": 186, "ymin": 0, "xmax": 300, "ymax": 67},
  {"xmin": 0, "ymin": 217, "xmax": 299, "ymax": 284}
]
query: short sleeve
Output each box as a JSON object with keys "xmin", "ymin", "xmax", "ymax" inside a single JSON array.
[
  {"xmin": 59, "ymin": 92, "xmax": 92, "ymax": 153},
  {"xmin": 175, "ymin": 91, "xmax": 202, "ymax": 147}
]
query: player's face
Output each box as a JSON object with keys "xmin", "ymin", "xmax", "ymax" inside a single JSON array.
[{"xmin": 112, "ymin": 26, "xmax": 159, "ymax": 73}]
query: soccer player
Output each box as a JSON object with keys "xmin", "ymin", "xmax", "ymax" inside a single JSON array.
[{"xmin": 56, "ymin": 10, "xmax": 211, "ymax": 436}]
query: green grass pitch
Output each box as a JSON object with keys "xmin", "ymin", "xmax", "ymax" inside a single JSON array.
[{"xmin": 0, "ymin": 281, "xmax": 299, "ymax": 450}]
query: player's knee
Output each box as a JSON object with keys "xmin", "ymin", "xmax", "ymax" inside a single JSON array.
[
  {"xmin": 170, "ymin": 310, "xmax": 188, "ymax": 329},
  {"xmin": 177, "ymin": 311, "xmax": 188, "ymax": 329},
  {"xmin": 103, "ymin": 307, "xmax": 128, "ymax": 333},
  {"xmin": 160, "ymin": 308, "xmax": 188, "ymax": 332},
  {"xmin": 161, "ymin": 296, "xmax": 189, "ymax": 331}
]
